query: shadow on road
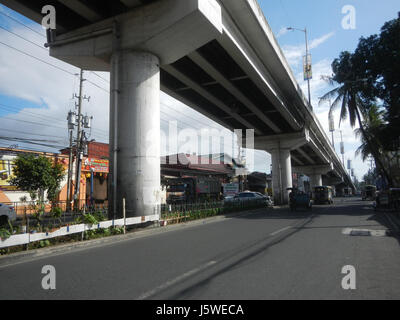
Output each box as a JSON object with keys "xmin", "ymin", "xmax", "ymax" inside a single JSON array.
[{"xmin": 155, "ymin": 213, "xmax": 316, "ymax": 299}]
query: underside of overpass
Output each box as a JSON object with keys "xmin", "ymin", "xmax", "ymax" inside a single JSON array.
[{"xmin": 0, "ymin": 0, "xmax": 354, "ymax": 213}]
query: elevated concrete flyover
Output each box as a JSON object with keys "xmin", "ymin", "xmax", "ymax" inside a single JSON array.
[{"xmin": 0, "ymin": 0, "xmax": 354, "ymax": 213}]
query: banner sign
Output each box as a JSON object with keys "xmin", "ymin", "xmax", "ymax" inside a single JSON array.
[
  {"xmin": 303, "ymin": 54, "xmax": 312, "ymax": 80},
  {"xmin": 329, "ymin": 113, "xmax": 335, "ymax": 132},
  {"xmin": 83, "ymin": 158, "xmax": 109, "ymax": 173},
  {"xmin": 223, "ymin": 183, "xmax": 239, "ymax": 197}
]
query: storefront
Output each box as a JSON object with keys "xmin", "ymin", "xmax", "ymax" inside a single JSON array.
[{"xmin": 83, "ymin": 157, "xmax": 109, "ymax": 206}]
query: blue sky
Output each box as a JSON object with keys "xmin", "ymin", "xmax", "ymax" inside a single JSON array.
[
  {"xmin": 0, "ymin": 1, "xmax": 399, "ymax": 180},
  {"xmin": 259, "ymin": 0, "xmax": 399, "ymax": 178},
  {"xmin": 260, "ymin": 0, "xmax": 399, "ymax": 57}
]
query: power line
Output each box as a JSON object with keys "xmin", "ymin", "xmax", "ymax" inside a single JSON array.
[
  {"xmin": 0, "ymin": 40, "xmax": 76, "ymax": 75},
  {"xmin": 86, "ymin": 79, "xmax": 109, "ymax": 93},
  {"xmin": 0, "ymin": 102, "xmax": 69, "ymax": 124},
  {"xmin": 90, "ymin": 71, "xmax": 109, "ymax": 83},
  {"xmin": 0, "ymin": 7, "xmax": 108, "ymax": 92},
  {"xmin": 0, "ymin": 39, "xmax": 109, "ymax": 93},
  {"xmin": 0, "ymin": 24, "xmax": 47, "ymax": 51},
  {"xmin": 0, "ymin": 127, "xmax": 66, "ymax": 139},
  {"xmin": 0, "ymin": 135, "xmax": 63, "ymax": 144},
  {"xmin": 0, "ymin": 25, "xmax": 264, "ymax": 159},
  {"xmin": 0, "ymin": 102, "xmax": 109, "ymax": 135},
  {"xmin": 0, "ymin": 137, "xmax": 66, "ymax": 149},
  {"xmin": 1, "ymin": 115, "xmax": 68, "ymax": 130},
  {"xmin": 0, "ymin": 11, "xmax": 45, "ymax": 38}
]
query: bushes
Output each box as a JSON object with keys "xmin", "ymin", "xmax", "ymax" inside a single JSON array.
[
  {"xmin": 83, "ymin": 226, "xmax": 124, "ymax": 240},
  {"xmin": 162, "ymin": 200, "xmax": 266, "ymax": 223},
  {"xmin": 163, "ymin": 206, "xmax": 224, "ymax": 224},
  {"xmin": 0, "ymin": 228, "xmax": 11, "ymax": 241}
]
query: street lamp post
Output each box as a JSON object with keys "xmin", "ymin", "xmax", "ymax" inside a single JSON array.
[
  {"xmin": 328, "ymin": 101, "xmax": 335, "ymax": 149},
  {"xmin": 340, "ymin": 130, "xmax": 345, "ymax": 167},
  {"xmin": 288, "ymin": 27, "xmax": 312, "ymax": 109}
]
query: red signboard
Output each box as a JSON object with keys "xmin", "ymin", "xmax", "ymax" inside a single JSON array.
[{"xmin": 83, "ymin": 158, "xmax": 109, "ymax": 173}]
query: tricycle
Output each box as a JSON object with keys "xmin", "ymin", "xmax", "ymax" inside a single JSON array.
[{"xmin": 287, "ymin": 188, "xmax": 313, "ymax": 211}]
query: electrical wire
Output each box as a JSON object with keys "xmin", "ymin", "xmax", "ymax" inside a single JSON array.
[
  {"xmin": 0, "ymin": 11, "xmax": 45, "ymax": 38},
  {"xmin": 0, "ymin": 15, "xmax": 266, "ymax": 163},
  {"xmin": 0, "ymin": 24, "xmax": 47, "ymax": 51}
]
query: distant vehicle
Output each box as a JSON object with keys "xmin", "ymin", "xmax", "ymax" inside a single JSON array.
[
  {"xmin": 313, "ymin": 186, "xmax": 334, "ymax": 205},
  {"xmin": 224, "ymin": 191, "xmax": 270, "ymax": 207},
  {"xmin": 0, "ymin": 203, "xmax": 16, "ymax": 226},
  {"xmin": 166, "ymin": 177, "xmax": 222, "ymax": 204},
  {"xmin": 362, "ymin": 185, "xmax": 377, "ymax": 201},
  {"xmin": 288, "ymin": 188, "xmax": 312, "ymax": 211},
  {"xmin": 344, "ymin": 187, "xmax": 353, "ymax": 197}
]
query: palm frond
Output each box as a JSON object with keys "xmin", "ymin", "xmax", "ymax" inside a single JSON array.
[
  {"xmin": 318, "ymin": 87, "xmax": 341, "ymax": 107},
  {"xmin": 320, "ymin": 75, "xmax": 336, "ymax": 86},
  {"xmin": 329, "ymin": 94, "xmax": 343, "ymax": 115}
]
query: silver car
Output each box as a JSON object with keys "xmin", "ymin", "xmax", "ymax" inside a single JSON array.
[{"xmin": 224, "ymin": 192, "xmax": 272, "ymax": 206}]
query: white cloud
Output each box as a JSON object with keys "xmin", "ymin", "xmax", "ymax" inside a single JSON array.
[
  {"xmin": 282, "ymin": 32, "xmax": 335, "ymax": 66},
  {"xmin": 276, "ymin": 26, "xmax": 290, "ymax": 38}
]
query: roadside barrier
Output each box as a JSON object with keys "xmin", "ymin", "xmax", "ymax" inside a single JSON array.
[{"xmin": 0, "ymin": 214, "xmax": 159, "ymax": 249}]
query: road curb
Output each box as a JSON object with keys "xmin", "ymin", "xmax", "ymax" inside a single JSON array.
[{"xmin": 0, "ymin": 208, "xmax": 268, "ymax": 267}]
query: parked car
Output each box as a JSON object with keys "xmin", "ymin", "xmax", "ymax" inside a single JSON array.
[
  {"xmin": 254, "ymin": 192, "xmax": 274, "ymax": 207},
  {"xmin": 224, "ymin": 191, "xmax": 271, "ymax": 207},
  {"xmin": 0, "ymin": 203, "xmax": 16, "ymax": 226}
]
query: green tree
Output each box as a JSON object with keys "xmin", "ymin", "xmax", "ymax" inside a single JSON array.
[
  {"xmin": 10, "ymin": 154, "xmax": 65, "ymax": 202},
  {"xmin": 352, "ymin": 17, "xmax": 400, "ymax": 151},
  {"xmin": 354, "ymin": 104, "xmax": 385, "ymax": 161},
  {"xmin": 319, "ymin": 52, "xmax": 391, "ymax": 185}
]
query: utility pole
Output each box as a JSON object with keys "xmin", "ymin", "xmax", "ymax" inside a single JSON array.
[
  {"xmin": 288, "ymin": 27, "xmax": 312, "ymax": 109},
  {"xmin": 304, "ymin": 27, "xmax": 311, "ymax": 108},
  {"xmin": 73, "ymin": 70, "xmax": 91, "ymax": 211},
  {"xmin": 340, "ymin": 130, "xmax": 345, "ymax": 167},
  {"xmin": 328, "ymin": 107, "xmax": 335, "ymax": 150},
  {"xmin": 66, "ymin": 112, "xmax": 75, "ymax": 212}
]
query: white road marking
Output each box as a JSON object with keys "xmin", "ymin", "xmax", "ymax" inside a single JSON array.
[
  {"xmin": 342, "ymin": 228, "xmax": 387, "ymax": 237},
  {"xmin": 136, "ymin": 260, "xmax": 217, "ymax": 300},
  {"xmin": 269, "ymin": 226, "xmax": 292, "ymax": 236}
]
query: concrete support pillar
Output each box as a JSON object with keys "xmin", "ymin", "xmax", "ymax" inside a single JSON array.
[
  {"xmin": 271, "ymin": 148, "xmax": 292, "ymax": 205},
  {"xmin": 110, "ymin": 51, "xmax": 161, "ymax": 218},
  {"xmin": 309, "ymin": 174, "xmax": 322, "ymax": 189}
]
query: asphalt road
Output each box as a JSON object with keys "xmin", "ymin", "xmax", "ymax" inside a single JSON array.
[{"xmin": 1, "ymin": 198, "xmax": 400, "ymax": 300}]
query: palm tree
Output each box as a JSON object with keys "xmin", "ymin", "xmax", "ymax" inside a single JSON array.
[
  {"xmin": 319, "ymin": 52, "xmax": 392, "ymax": 186},
  {"xmin": 354, "ymin": 104, "xmax": 384, "ymax": 161}
]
